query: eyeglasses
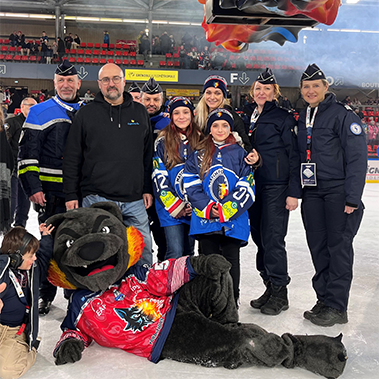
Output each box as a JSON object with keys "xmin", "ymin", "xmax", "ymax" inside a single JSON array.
[{"xmin": 98, "ymin": 76, "xmax": 123, "ymax": 84}]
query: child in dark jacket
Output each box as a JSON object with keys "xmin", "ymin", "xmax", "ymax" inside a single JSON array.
[
  {"xmin": 0, "ymin": 224, "xmax": 54, "ymax": 379},
  {"xmin": 183, "ymin": 108, "xmax": 259, "ymax": 305}
]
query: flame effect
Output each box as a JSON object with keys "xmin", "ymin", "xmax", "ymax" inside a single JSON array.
[
  {"xmin": 48, "ymin": 259, "xmax": 77, "ymax": 290},
  {"xmin": 135, "ymin": 299, "xmax": 162, "ymax": 321},
  {"xmin": 198, "ymin": 0, "xmax": 341, "ymax": 52},
  {"xmin": 126, "ymin": 226, "xmax": 145, "ymax": 268}
]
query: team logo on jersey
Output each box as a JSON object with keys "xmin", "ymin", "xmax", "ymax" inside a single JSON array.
[
  {"xmin": 114, "ymin": 299, "xmax": 162, "ymax": 333},
  {"xmin": 350, "ymin": 123, "xmax": 362, "ymax": 135},
  {"xmin": 209, "ymin": 168, "xmax": 228, "ymax": 202},
  {"xmin": 152, "ymin": 158, "xmax": 160, "ymax": 170},
  {"xmin": 174, "ymin": 167, "xmax": 185, "ymax": 200}
]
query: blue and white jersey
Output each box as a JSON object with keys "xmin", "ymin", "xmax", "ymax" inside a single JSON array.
[
  {"xmin": 183, "ymin": 142, "xmax": 255, "ymax": 242},
  {"xmin": 152, "ymin": 134, "xmax": 193, "ymax": 227}
]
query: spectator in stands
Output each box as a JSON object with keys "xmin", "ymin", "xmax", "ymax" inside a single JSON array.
[
  {"xmin": 352, "ymin": 98, "xmax": 361, "ymax": 106},
  {"xmin": 169, "ymin": 35, "xmax": 175, "ymax": 52},
  {"xmin": 160, "ymin": 32, "xmax": 171, "ymax": 55},
  {"xmin": 182, "ymin": 32, "xmax": 192, "ymax": 51},
  {"xmin": 210, "ymin": 51, "xmax": 226, "ymax": 70},
  {"xmin": 342, "ymin": 96, "xmax": 351, "ymax": 105},
  {"xmin": 72, "ymin": 34, "xmax": 81, "ymax": 49},
  {"xmin": 39, "ymin": 40, "xmax": 48, "ymax": 64},
  {"xmin": 141, "ymin": 33, "xmax": 150, "ymax": 61},
  {"xmin": 188, "ymin": 47, "xmax": 198, "ymax": 69},
  {"xmin": 64, "ymin": 33, "xmax": 73, "ymax": 50},
  {"xmin": 46, "ymin": 45, "xmax": 53, "ymax": 64},
  {"xmin": 198, "ymin": 47, "xmax": 210, "ymax": 70},
  {"xmin": 16, "ymin": 31, "xmax": 25, "ymax": 47},
  {"xmin": 179, "ymin": 45, "xmax": 188, "ymax": 69},
  {"xmin": 30, "ymin": 40, "xmax": 39, "ymax": 56},
  {"xmin": 354, "ymin": 108, "xmax": 364, "ymax": 120},
  {"xmin": 9, "ymin": 31, "xmax": 18, "ymax": 47},
  {"xmin": 282, "ymin": 96, "xmax": 293, "ymax": 110},
  {"xmin": 152, "ymin": 35, "xmax": 161, "ymax": 55},
  {"xmin": 128, "ymin": 82, "xmax": 142, "ymax": 103},
  {"xmin": 21, "ymin": 39, "xmax": 31, "ymax": 56},
  {"xmin": 40, "ymin": 31, "xmax": 48, "ymax": 43},
  {"xmin": 103, "ymin": 30, "xmax": 110, "ymax": 50},
  {"xmin": 57, "ymin": 37, "xmax": 65, "ymax": 62},
  {"xmin": 192, "ymin": 35, "xmax": 201, "ymax": 52},
  {"xmin": 52, "ymin": 41, "xmax": 58, "ymax": 62},
  {"xmin": 368, "ymin": 120, "xmax": 378, "ymax": 150},
  {"xmin": 83, "ymin": 89, "xmax": 94, "ymax": 102},
  {"xmin": 235, "ymin": 55, "xmax": 245, "ymax": 71}
]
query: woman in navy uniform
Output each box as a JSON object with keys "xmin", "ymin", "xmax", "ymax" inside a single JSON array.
[
  {"xmin": 298, "ymin": 64, "xmax": 367, "ymax": 327},
  {"xmin": 245, "ymin": 69, "xmax": 302, "ymax": 316}
]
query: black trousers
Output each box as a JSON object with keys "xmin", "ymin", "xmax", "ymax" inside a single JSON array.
[
  {"xmin": 147, "ymin": 202, "xmax": 167, "ymax": 262},
  {"xmin": 301, "ymin": 183, "xmax": 364, "ymax": 312},
  {"xmin": 198, "ymin": 234, "xmax": 241, "ymax": 301},
  {"xmin": 38, "ymin": 193, "xmax": 67, "ymax": 302},
  {"xmin": 249, "ymin": 184, "xmax": 290, "ymax": 286}
]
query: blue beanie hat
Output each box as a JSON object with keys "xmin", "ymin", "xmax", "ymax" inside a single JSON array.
[
  {"xmin": 168, "ymin": 96, "xmax": 194, "ymax": 116},
  {"xmin": 55, "ymin": 59, "xmax": 77, "ymax": 76},
  {"xmin": 206, "ymin": 108, "xmax": 234, "ymax": 134},
  {"xmin": 203, "ymin": 75, "xmax": 228, "ymax": 98}
]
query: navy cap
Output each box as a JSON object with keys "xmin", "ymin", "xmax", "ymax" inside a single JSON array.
[
  {"xmin": 141, "ymin": 77, "xmax": 162, "ymax": 94},
  {"xmin": 168, "ymin": 96, "xmax": 194, "ymax": 116},
  {"xmin": 301, "ymin": 64, "xmax": 326, "ymax": 81},
  {"xmin": 128, "ymin": 81, "xmax": 141, "ymax": 93},
  {"xmin": 206, "ymin": 108, "xmax": 234, "ymax": 134},
  {"xmin": 55, "ymin": 59, "xmax": 77, "ymax": 76},
  {"xmin": 203, "ymin": 75, "xmax": 228, "ymax": 98},
  {"xmin": 256, "ymin": 68, "xmax": 277, "ymax": 84}
]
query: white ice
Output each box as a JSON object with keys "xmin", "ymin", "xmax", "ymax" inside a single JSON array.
[{"xmin": 9, "ymin": 183, "xmax": 379, "ymax": 379}]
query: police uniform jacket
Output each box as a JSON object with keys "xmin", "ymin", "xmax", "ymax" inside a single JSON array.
[
  {"xmin": 18, "ymin": 96, "xmax": 82, "ymax": 198},
  {"xmin": 297, "ymin": 93, "xmax": 367, "ymax": 207},
  {"xmin": 249, "ymin": 101, "xmax": 302, "ymax": 198},
  {"xmin": 183, "ymin": 142, "xmax": 255, "ymax": 242},
  {"xmin": 152, "ymin": 134, "xmax": 193, "ymax": 227},
  {"xmin": 0, "ymin": 236, "xmax": 53, "ymax": 351}
]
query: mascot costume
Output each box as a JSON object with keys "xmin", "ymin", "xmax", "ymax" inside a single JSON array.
[{"xmin": 46, "ymin": 202, "xmax": 347, "ymax": 378}]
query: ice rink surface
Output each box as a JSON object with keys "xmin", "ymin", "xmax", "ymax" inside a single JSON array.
[{"xmin": 9, "ymin": 183, "xmax": 379, "ymax": 379}]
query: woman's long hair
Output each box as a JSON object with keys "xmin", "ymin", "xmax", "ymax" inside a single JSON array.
[
  {"xmin": 197, "ymin": 133, "xmax": 236, "ymax": 180},
  {"xmin": 159, "ymin": 113, "xmax": 203, "ymax": 171},
  {"xmin": 194, "ymin": 95, "xmax": 228, "ymax": 132}
]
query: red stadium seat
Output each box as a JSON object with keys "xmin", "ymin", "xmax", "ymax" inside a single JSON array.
[
  {"xmin": 122, "ymin": 59, "xmax": 129, "ymax": 65},
  {"xmin": 253, "ymin": 63, "xmax": 260, "ymax": 69},
  {"xmin": 116, "ymin": 44, "xmax": 122, "ymax": 50},
  {"xmin": 84, "ymin": 57, "xmax": 91, "ymax": 64},
  {"xmin": 0, "ymin": 54, "xmax": 5, "ymax": 61},
  {"xmin": 115, "ymin": 51, "xmax": 121, "ymax": 56},
  {"xmin": 29, "ymin": 55, "xmax": 37, "ymax": 62},
  {"xmin": 107, "ymin": 51, "xmax": 114, "ymax": 56},
  {"xmin": 165, "ymin": 53, "xmax": 172, "ymax": 59},
  {"xmin": 167, "ymin": 61, "xmax": 173, "ymax": 67},
  {"xmin": 76, "ymin": 57, "xmax": 84, "ymax": 63},
  {"xmin": 159, "ymin": 61, "xmax": 166, "ymax": 67},
  {"xmin": 130, "ymin": 59, "xmax": 137, "ymax": 66},
  {"xmin": 69, "ymin": 57, "xmax": 76, "ymax": 63},
  {"xmin": 100, "ymin": 58, "xmax": 107, "ymax": 64},
  {"xmin": 70, "ymin": 49, "xmax": 77, "ymax": 55},
  {"xmin": 173, "ymin": 53, "xmax": 179, "ymax": 59},
  {"xmin": 246, "ymin": 63, "xmax": 252, "ymax": 69},
  {"xmin": 130, "ymin": 51, "xmax": 136, "ymax": 57},
  {"xmin": 109, "ymin": 43, "xmax": 115, "ymax": 49},
  {"xmin": 4, "ymin": 39, "xmax": 10, "ymax": 44},
  {"xmin": 101, "ymin": 43, "xmax": 108, "ymax": 49},
  {"xmin": 16, "ymin": 46, "xmax": 22, "ymax": 53},
  {"xmin": 14, "ymin": 55, "xmax": 21, "ymax": 61},
  {"xmin": 87, "ymin": 42, "xmax": 93, "ymax": 48},
  {"xmin": 122, "ymin": 51, "xmax": 129, "ymax": 57},
  {"xmin": 100, "ymin": 50, "xmax": 107, "ymax": 56},
  {"xmin": 78, "ymin": 49, "xmax": 85, "ymax": 55},
  {"xmin": 94, "ymin": 43, "xmax": 101, "ymax": 48},
  {"xmin": 174, "ymin": 61, "xmax": 180, "ymax": 67},
  {"xmin": 92, "ymin": 58, "xmax": 99, "ymax": 64},
  {"xmin": 137, "ymin": 60, "xmax": 144, "ymax": 66},
  {"xmin": 1, "ymin": 46, "xmax": 8, "ymax": 52},
  {"xmin": 85, "ymin": 49, "xmax": 92, "ymax": 56},
  {"xmin": 231, "ymin": 63, "xmax": 236, "ymax": 69},
  {"xmin": 115, "ymin": 59, "xmax": 122, "ymax": 65},
  {"xmin": 80, "ymin": 42, "xmax": 86, "ymax": 48},
  {"xmin": 9, "ymin": 46, "xmax": 16, "ymax": 53},
  {"xmin": 5, "ymin": 54, "xmax": 13, "ymax": 61},
  {"xmin": 92, "ymin": 50, "xmax": 99, "ymax": 55},
  {"xmin": 108, "ymin": 58, "xmax": 114, "ymax": 63},
  {"xmin": 21, "ymin": 55, "xmax": 29, "ymax": 62}
]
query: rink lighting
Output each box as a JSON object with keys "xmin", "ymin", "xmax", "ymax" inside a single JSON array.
[
  {"xmin": 5, "ymin": 13, "xmax": 28, "ymax": 17},
  {"xmin": 340, "ymin": 29, "xmax": 361, "ymax": 32},
  {"xmin": 76, "ymin": 17, "xmax": 100, "ymax": 21},
  {"xmin": 100, "ymin": 18, "xmax": 123, "ymax": 22},
  {"xmin": 31, "ymin": 14, "xmax": 54, "ymax": 19},
  {"xmin": 168, "ymin": 21, "xmax": 191, "ymax": 25},
  {"xmin": 123, "ymin": 19, "xmax": 146, "ymax": 23},
  {"xmin": 361, "ymin": 30, "xmax": 379, "ymax": 33}
]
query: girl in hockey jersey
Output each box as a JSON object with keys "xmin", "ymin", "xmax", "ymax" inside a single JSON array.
[
  {"xmin": 152, "ymin": 97, "xmax": 202, "ymax": 260},
  {"xmin": 183, "ymin": 108, "xmax": 258, "ymax": 304}
]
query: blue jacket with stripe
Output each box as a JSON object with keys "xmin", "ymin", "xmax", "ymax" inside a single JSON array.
[
  {"xmin": 18, "ymin": 96, "xmax": 82, "ymax": 197},
  {"xmin": 183, "ymin": 142, "xmax": 255, "ymax": 242}
]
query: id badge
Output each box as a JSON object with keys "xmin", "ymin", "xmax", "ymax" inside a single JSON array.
[{"xmin": 301, "ymin": 163, "xmax": 317, "ymax": 186}]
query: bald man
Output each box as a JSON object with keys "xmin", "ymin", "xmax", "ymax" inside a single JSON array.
[
  {"xmin": 63, "ymin": 63, "xmax": 153, "ymax": 266},
  {"xmin": 4, "ymin": 97, "xmax": 37, "ymax": 227}
]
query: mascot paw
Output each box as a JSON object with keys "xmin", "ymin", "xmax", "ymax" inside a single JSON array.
[
  {"xmin": 190, "ymin": 254, "xmax": 232, "ymax": 280},
  {"xmin": 55, "ymin": 338, "xmax": 85, "ymax": 365}
]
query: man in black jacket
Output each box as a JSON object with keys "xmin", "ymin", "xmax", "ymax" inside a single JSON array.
[
  {"xmin": 64, "ymin": 63, "xmax": 153, "ymax": 267},
  {"xmin": 4, "ymin": 97, "xmax": 37, "ymax": 227}
]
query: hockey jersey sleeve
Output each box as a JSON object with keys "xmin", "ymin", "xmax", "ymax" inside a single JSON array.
[
  {"xmin": 131, "ymin": 256, "xmax": 196, "ymax": 297},
  {"xmin": 152, "ymin": 137, "xmax": 185, "ymax": 217},
  {"xmin": 18, "ymin": 110, "xmax": 45, "ymax": 197},
  {"xmin": 217, "ymin": 159, "xmax": 255, "ymax": 222},
  {"xmin": 339, "ymin": 110, "xmax": 367, "ymax": 207},
  {"xmin": 183, "ymin": 151, "xmax": 216, "ymax": 220}
]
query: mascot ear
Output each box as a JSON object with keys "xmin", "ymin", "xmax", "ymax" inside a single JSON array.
[
  {"xmin": 89, "ymin": 202, "xmax": 123, "ymax": 222},
  {"xmin": 335, "ymin": 333, "xmax": 343, "ymax": 342},
  {"xmin": 46, "ymin": 212, "xmax": 67, "ymax": 237}
]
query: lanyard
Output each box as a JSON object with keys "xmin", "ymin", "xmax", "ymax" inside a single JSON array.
[
  {"xmin": 305, "ymin": 106, "xmax": 318, "ymax": 162},
  {"xmin": 53, "ymin": 95, "xmax": 77, "ymax": 112},
  {"xmin": 248, "ymin": 108, "xmax": 260, "ymax": 137}
]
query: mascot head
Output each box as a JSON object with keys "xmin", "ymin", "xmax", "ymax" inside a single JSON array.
[{"xmin": 46, "ymin": 202, "xmax": 144, "ymax": 292}]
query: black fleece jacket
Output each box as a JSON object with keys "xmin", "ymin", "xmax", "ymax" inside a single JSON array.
[{"xmin": 63, "ymin": 91, "xmax": 153, "ymax": 202}]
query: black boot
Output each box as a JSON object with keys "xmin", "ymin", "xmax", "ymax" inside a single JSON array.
[
  {"xmin": 260, "ymin": 285, "xmax": 289, "ymax": 315},
  {"xmin": 307, "ymin": 306, "xmax": 348, "ymax": 327},
  {"xmin": 303, "ymin": 300, "xmax": 325, "ymax": 320},
  {"xmin": 250, "ymin": 280, "xmax": 271, "ymax": 309},
  {"xmin": 38, "ymin": 298, "xmax": 52, "ymax": 315}
]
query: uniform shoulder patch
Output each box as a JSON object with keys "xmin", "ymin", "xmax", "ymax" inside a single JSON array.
[
  {"xmin": 350, "ymin": 122, "xmax": 362, "ymax": 135},
  {"xmin": 344, "ymin": 104, "xmax": 353, "ymax": 111}
]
